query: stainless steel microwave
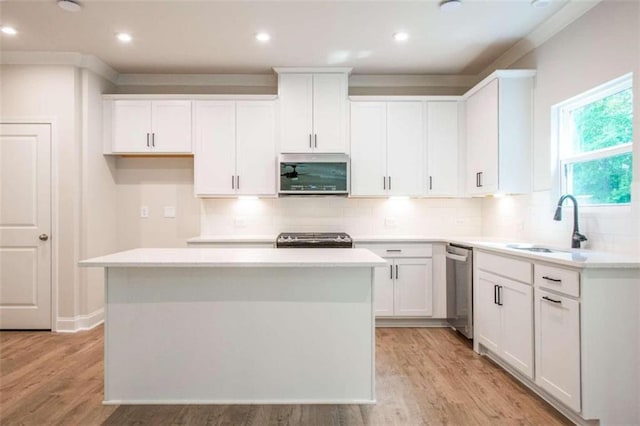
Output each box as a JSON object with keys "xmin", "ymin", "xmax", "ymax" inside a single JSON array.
[{"xmin": 278, "ymin": 153, "xmax": 349, "ymax": 195}]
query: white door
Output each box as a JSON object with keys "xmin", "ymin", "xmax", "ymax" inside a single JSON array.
[
  {"xmin": 312, "ymin": 74, "xmax": 347, "ymax": 153},
  {"xmin": 427, "ymin": 102, "xmax": 459, "ymax": 196},
  {"xmin": 499, "ymin": 277, "xmax": 534, "ymax": 379},
  {"xmin": 466, "ymin": 79, "xmax": 499, "ymax": 195},
  {"xmin": 394, "ymin": 258, "xmax": 432, "ymax": 317},
  {"xmin": 386, "ymin": 102, "xmax": 425, "ymax": 196},
  {"xmin": 350, "ymin": 102, "xmax": 387, "ymax": 196},
  {"xmin": 112, "ymin": 100, "xmax": 152, "ymax": 153},
  {"xmin": 475, "ymin": 271, "xmax": 500, "ymax": 353},
  {"xmin": 0, "ymin": 124, "xmax": 51, "ymax": 329},
  {"xmin": 279, "ymin": 74, "xmax": 313, "ymax": 153},
  {"xmin": 236, "ymin": 102, "xmax": 276, "ymax": 196},
  {"xmin": 535, "ymin": 289, "xmax": 581, "ymax": 412},
  {"xmin": 151, "ymin": 100, "xmax": 192, "ymax": 153},
  {"xmin": 373, "ymin": 259, "xmax": 394, "ymax": 317},
  {"xmin": 194, "ymin": 101, "xmax": 237, "ymax": 196}
]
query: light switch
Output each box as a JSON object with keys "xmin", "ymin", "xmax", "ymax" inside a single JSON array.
[
  {"xmin": 385, "ymin": 217, "xmax": 397, "ymax": 228},
  {"xmin": 235, "ymin": 217, "xmax": 247, "ymax": 228},
  {"xmin": 140, "ymin": 206, "xmax": 149, "ymax": 218},
  {"xmin": 164, "ymin": 206, "xmax": 176, "ymax": 218}
]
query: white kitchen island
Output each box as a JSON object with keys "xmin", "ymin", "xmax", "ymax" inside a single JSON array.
[{"xmin": 80, "ymin": 248, "xmax": 386, "ymax": 405}]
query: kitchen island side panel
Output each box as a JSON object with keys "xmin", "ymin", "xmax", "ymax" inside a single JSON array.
[{"xmin": 104, "ymin": 266, "xmax": 374, "ymax": 404}]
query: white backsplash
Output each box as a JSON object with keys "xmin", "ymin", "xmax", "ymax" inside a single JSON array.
[
  {"xmin": 201, "ymin": 197, "xmax": 483, "ymax": 237},
  {"xmin": 481, "ymin": 190, "xmax": 640, "ymax": 256}
]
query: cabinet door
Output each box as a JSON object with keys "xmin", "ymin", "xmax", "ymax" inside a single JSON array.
[
  {"xmin": 535, "ymin": 289, "xmax": 581, "ymax": 412},
  {"xmin": 466, "ymin": 79, "xmax": 498, "ymax": 195},
  {"xmin": 112, "ymin": 100, "xmax": 152, "ymax": 153},
  {"xmin": 278, "ymin": 74, "xmax": 313, "ymax": 153},
  {"xmin": 387, "ymin": 102, "xmax": 425, "ymax": 196},
  {"xmin": 374, "ymin": 259, "xmax": 394, "ymax": 317},
  {"xmin": 394, "ymin": 258, "xmax": 433, "ymax": 317},
  {"xmin": 312, "ymin": 74, "xmax": 347, "ymax": 153},
  {"xmin": 350, "ymin": 102, "xmax": 387, "ymax": 196},
  {"xmin": 499, "ymin": 277, "xmax": 533, "ymax": 379},
  {"xmin": 236, "ymin": 102, "xmax": 276, "ymax": 196},
  {"xmin": 475, "ymin": 271, "xmax": 501, "ymax": 353},
  {"xmin": 427, "ymin": 102, "xmax": 459, "ymax": 196},
  {"xmin": 151, "ymin": 100, "xmax": 192, "ymax": 153},
  {"xmin": 193, "ymin": 101, "xmax": 236, "ymax": 196}
]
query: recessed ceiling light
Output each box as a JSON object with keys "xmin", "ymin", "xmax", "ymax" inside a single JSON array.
[
  {"xmin": 531, "ymin": 0, "xmax": 550, "ymax": 8},
  {"xmin": 116, "ymin": 33, "xmax": 132, "ymax": 43},
  {"xmin": 57, "ymin": 0, "xmax": 82, "ymax": 12},
  {"xmin": 393, "ymin": 32, "xmax": 409, "ymax": 42},
  {"xmin": 1, "ymin": 26, "xmax": 17, "ymax": 36},
  {"xmin": 439, "ymin": 0, "xmax": 462, "ymax": 11},
  {"xmin": 255, "ymin": 32, "xmax": 271, "ymax": 42}
]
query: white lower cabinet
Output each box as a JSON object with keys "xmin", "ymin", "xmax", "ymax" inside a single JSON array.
[
  {"xmin": 535, "ymin": 288, "xmax": 581, "ymax": 412},
  {"xmin": 475, "ymin": 269, "xmax": 534, "ymax": 379},
  {"xmin": 373, "ymin": 259, "xmax": 394, "ymax": 316},
  {"xmin": 373, "ymin": 257, "xmax": 432, "ymax": 317}
]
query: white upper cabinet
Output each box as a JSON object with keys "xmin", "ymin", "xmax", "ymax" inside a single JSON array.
[
  {"xmin": 465, "ymin": 70, "xmax": 535, "ymax": 196},
  {"xmin": 427, "ymin": 101, "xmax": 460, "ymax": 196},
  {"xmin": 350, "ymin": 101, "xmax": 425, "ymax": 197},
  {"xmin": 277, "ymin": 71, "xmax": 348, "ymax": 153},
  {"xmin": 386, "ymin": 102, "xmax": 425, "ymax": 196},
  {"xmin": 194, "ymin": 101, "xmax": 276, "ymax": 197},
  {"xmin": 108, "ymin": 99, "xmax": 192, "ymax": 154}
]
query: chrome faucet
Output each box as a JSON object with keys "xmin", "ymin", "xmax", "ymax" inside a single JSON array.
[{"xmin": 553, "ymin": 194, "xmax": 588, "ymax": 249}]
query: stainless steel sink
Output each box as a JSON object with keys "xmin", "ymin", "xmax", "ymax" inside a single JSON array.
[{"xmin": 505, "ymin": 244, "xmax": 570, "ymax": 254}]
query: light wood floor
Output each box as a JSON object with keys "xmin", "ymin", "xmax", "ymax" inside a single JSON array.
[{"xmin": 0, "ymin": 326, "xmax": 571, "ymax": 425}]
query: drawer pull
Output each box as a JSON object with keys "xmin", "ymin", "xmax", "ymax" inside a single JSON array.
[
  {"xmin": 386, "ymin": 249, "xmax": 402, "ymax": 253},
  {"xmin": 542, "ymin": 276, "xmax": 562, "ymax": 283},
  {"xmin": 542, "ymin": 296, "xmax": 562, "ymax": 304}
]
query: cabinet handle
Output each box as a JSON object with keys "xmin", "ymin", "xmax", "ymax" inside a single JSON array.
[
  {"xmin": 383, "ymin": 176, "xmax": 386, "ymax": 190},
  {"xmin": 542, "ymin": 296, "xmax": 562, "ymax": 304},
  {"xmin": 236, "ymin": 175, "xmax": 240, "ymax": 189},
  {"xmin": 395, "ymin": 264, "xmax": 399, "ymax": 280},
  {"xmin": 386, "ymin": 249, "xmax": 402, "ymax": 253},
  {"xmin": 478, "ymin": 172, "xmax": 483, "ymax": 187},
  {"xmin": 475, "ymin": 172, "xmax": 479, "ymax": 188},
  {"xmin": 494, "ymin": 285, "xmax": 498, "ymax": 305},
  {"xmin": 309, "ymin": 134, "xmax": 312, "ymax": 148},
  {"xmin": 390, "ymin": 264, "xmax": 393, "ymax": 279},
  {"xmin": 542, "ymin": 276, "xmax": 562, "ymax": 283},
  {"xmin": 232, "ymin": 176, "xmax": 235, "ymax": 189},
  {"xmin": 314, "ymin": 134, "xmax": 317, "ymax": 148},
  {"xmin": 429, "ymin": 176, "xmax": 433, "ymax": 191},
  {"xmin": 497, "ymin": 285, "xmax": 503, "ymax": 306},
  {"xmin": 152, "ymin": 133, "xmax": 155, "ymax": 147},
  {"xmin": 388, "ymin": 176, "xmax": 392, "ymax": 190},
  {"xmin": 146, "ymin": 133, "xmax": 150, "ymax": 147}
]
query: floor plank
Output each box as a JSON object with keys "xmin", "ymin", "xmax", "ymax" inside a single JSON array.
[{"xmin": 0, "ymin": 326, "xmax": 571, "ymax": 425}]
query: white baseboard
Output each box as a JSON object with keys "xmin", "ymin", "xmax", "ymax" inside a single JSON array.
[
  {"xmin": 375, "ymin": 318, "xmax": 449, "ymax": 328},
  {"xmin": 56, "ymin": 308, "xmax": 104, "ymax": 333},
  {"xmin": 104, "ymin": 398, "xmax": 376, "ymax": 405}
]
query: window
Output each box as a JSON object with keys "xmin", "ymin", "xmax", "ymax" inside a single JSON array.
[{"xmin": 557, "ymin": 74, "xmax": 633, "ymax": 205}]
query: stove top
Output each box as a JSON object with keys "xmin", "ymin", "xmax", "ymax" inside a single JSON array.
[{"xmin": 276, "ymin": 232, "xmax": 353, "ymax": 248}]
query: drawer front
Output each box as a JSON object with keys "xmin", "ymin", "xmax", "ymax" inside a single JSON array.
[
  {"xmin": 356, "ymin": 243, "xmax": 432, "ymax": 258},
  {"xmin": 534, "ymin": 264, "xmax": 580, "ymax": 297},
  {"xmin": 475, "ymin": 251, "xmax": 532, "ymax": 284}
]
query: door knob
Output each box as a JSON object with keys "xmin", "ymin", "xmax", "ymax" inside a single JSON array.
[{"xmin": 39, "ymin": 234, "xmax": 49, "ymax": 241}]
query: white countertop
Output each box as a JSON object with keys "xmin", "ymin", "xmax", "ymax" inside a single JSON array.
[
  {"xmin": 79, "ymin": 247, "xmax": 387, "ymax": 268},
  {"xmin": 187, "ymin": 235, "xmax": 639, "ymax": 269}
]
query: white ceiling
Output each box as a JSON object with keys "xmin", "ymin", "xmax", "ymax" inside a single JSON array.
[{"xmin": 0, "ymin": 0, "xmax": 568, "ymax": 75}]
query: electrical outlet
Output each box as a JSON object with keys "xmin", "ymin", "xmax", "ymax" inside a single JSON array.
[
  {"xmin": 140, "ymin": 206, "xmax": 149, "ymax": 218},
  {"xmin": 164, "ymin": 206, "xmax": 176, "ymax": 218},
  {"xmin": 235, "ymin": 217, "xmax": 247, "ymax": 228},
  {"xmin": 385, "ymin": 217, "xmax": 397, "ymax": 228}
]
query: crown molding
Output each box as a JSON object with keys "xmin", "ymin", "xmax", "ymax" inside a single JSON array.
[
  {"xmin": 0, "ymin": 51, "xmax": 118, "ymax": 83},
  {"xmin": 349, "ymin": 74, "xmax": 477, "ymax": 88},
  {"xmin": 476, "ymin": 0, "xmax": 602, "ymax": 81},
  {"xmin": 273, "ymin": 67, "xmax": 352, "ymax": 74},
  {"xmin": 116, "ymin": 73, "xmax": 276, "ymax": 87}
]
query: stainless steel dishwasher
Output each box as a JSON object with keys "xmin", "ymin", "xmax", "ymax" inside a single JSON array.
[{"xmin": 446, "ymin": 244, "xmax": 473, "ymax": 339}]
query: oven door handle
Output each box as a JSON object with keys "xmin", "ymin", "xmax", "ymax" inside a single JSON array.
[{"xmin": 445, "ymin": 252, "xmax": 468, "ymax": 262}]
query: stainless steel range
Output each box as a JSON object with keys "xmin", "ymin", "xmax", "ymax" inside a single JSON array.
[{"xmin": 276, "ymin": 232, "xmax": 353, "ymax": 248}]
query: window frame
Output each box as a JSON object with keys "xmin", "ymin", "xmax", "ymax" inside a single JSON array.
[{"xmin": 555, "ymin": 73, "xmax": 633, "ymax": 207}]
